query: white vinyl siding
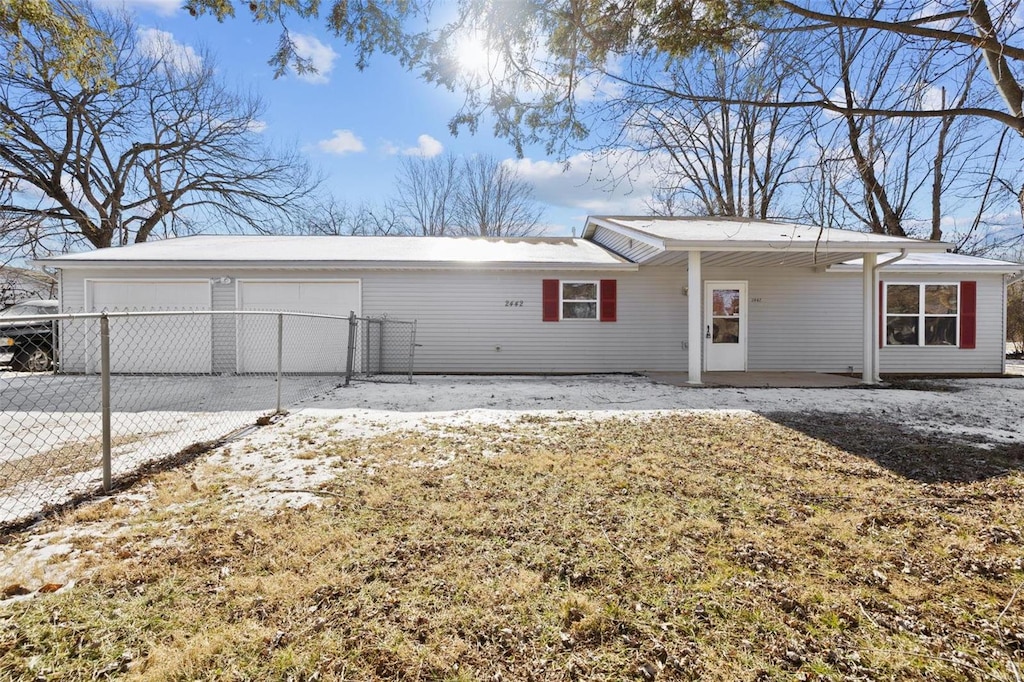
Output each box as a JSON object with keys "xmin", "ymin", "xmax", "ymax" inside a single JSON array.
[
  {"xmin": 359, "ymin": 268, "xmax": 686, "ymax": 372},
  {"xmin": 54, "ymin": 265, "xmax": 1007, "ymax": 375},
  {"xmin": 211, "ymin": 279, "xmax": 236, "ymax": 374}
]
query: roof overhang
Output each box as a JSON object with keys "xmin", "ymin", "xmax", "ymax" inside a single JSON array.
[
  {"xmin": 830, "ymin": 264, "xmax": 1024, "ymax": 274},
  {"xmin": 35, "ymin": 259, "xmax": 640, "ymax": 272},
  {"xmin": 585, "ymin": 215, "xmax": 953, "ymax": 266},
  {"xmin": 829, "ymin": 257, "xmax": 1023, "ymax": 275},
  {"xmin": 583, "ymin": 217, "xmax": 667, "ymax": 249},
  {"xmin": 640, "ymin": 250, "xmax": 879, "ymax": 268}
]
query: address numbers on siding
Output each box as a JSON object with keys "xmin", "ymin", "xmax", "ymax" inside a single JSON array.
[{"xmin": 505, "ymin": 300, "xmax": 524, "ymax": 307}]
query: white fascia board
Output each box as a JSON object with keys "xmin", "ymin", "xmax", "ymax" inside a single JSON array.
[
  {"xmin": 39, "ymin": 260, "xmax": 639, "ymax": 272},
  {"xmin": 829, "ymin": 263, "xmax": 1023, "ymax": 274},
  {"xmin": 583, "ymin": 217, "xmax": 667, "ymax": 251},
  {"xmin": 662, "ymin": 241, "xmax": 951, "ymax": 253}
]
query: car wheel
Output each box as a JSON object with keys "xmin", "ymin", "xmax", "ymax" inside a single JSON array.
[{"xmin": 15, "ymin": 347, "xmax": 52, "ymax": 372}]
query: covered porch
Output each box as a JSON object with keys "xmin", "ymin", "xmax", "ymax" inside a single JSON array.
[{"xmin": 583, "ymin": 217, "xmax": 953, "ymax": 385}]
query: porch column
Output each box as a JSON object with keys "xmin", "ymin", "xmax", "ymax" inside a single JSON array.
[
  {"xmin": 862, "ymin": 252, "xmax": 877, "ymax": 384},
  {"xmin": 687, "ymin": 250, "xmax": 702, "ymax": 384}
]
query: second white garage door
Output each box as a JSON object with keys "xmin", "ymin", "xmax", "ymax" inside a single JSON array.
[{"xmin": 236, "ymin": 280, "xmax": 360, "ymax": 373}]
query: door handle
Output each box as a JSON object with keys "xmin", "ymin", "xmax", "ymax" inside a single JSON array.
[{"xmin": 705, "ymin": 325, "xmax": 711, "ymax": 339}]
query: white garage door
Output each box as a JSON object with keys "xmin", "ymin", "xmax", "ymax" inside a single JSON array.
[
  {"xmin": 236, "ymin": 280, "xmax": 359, "ymax": 373},
  {"xmin": 88, "ymin": 280, "xmax": 212, "ymax": 373}
]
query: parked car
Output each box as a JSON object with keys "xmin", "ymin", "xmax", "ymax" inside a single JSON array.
[{"xmin": 0, "ymin": 299, "xmax": 59, "ymax": 371}]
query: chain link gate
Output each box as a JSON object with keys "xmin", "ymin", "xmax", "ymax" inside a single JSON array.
[{"xmin": 344, "ymin": 313, "xmax": 418, "ymax": 385}]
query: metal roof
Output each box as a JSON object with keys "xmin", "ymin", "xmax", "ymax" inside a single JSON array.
[
  {"xmin": 38, "ymin": 235, "xmax": 637, "ymax": 270},
  {"xmin": 584, "ymin": 216, "xmax": 953, "ymax": 257},
  {"xmin": 829, "ymin": 252, "xmax": 1023, "ymax": 274}
]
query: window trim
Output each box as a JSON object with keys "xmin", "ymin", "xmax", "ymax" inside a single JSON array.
[
  {"xmin": 883, "ymin": 282, "xmax": 960, "ymax": 348},
  {"xmin": 560, "ymin": 280, "xmax": 600, "ymax": 321}
]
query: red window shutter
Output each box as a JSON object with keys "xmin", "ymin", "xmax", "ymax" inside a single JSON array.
[
  {"xmin": 878, "ymin": 280, "xmax": 884, "ymax": 348},
  {"xmin": 542, "ymin": 279, "xmax": 560, "ymax": 321},
  {"xmin": 599, "ymin": 279, "xmax": 617, "ymax": 322},
  {"xmin": 960, "ymin": 280, "xmax": 977, "ymax": 349}
]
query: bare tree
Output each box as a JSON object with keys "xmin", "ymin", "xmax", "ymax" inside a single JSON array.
[
  {"xmin": 393, "ymin": 153, "xmax": 544, "ymax": 236},
  {"xmin": 356, "ymin": 203, "xmax": 411, "ymax": 236},
  {"xmin": 456, "ymin": 155, "xmax": 544, "ymax": 236},
  {"xmin": 287, "ymin": 196, "xmax": 411, "ymax": 235},
  {"xmin": 286, "ymin": 196, "xmax": 360, "ymax": 235},
  {"xmin": 629, "ymin": 33, "xmax": 813, "ymax": 220},
  {"xmin": 790, "ymin": 8, "xmax": 1011, "ymax": 240},
  {"xmin": 0, "ymin": 9, "xmax": 316, "ymax": 256},
  {"xmin": 394, "ymin": 154, "xmax": 462, "ymax": 236}
]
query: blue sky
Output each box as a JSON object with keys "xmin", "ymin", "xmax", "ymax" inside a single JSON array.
[
  {"xmin": 102, "ymin": 0, "xmax": 653, "ymax": 236},
  {"xmin": 75, "ymin": 0, "xmax": 1024, "ymax": 250}
]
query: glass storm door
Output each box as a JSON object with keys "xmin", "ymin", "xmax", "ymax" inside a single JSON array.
[{"xmin": 704, "ymin": 281, "xmax": 747, "ymax": 371}]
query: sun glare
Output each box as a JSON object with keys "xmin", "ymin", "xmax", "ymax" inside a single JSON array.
[{"xmin": 452, "ymin": 31, "xmax": 495, "ymax": 79}]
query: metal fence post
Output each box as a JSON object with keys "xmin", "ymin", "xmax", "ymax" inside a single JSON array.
[
  {"xmin": 345, "ymin": 311, "xmax": 357, "ymax": 387},
  {"xmin": 275, "ymin": 312, "xmax": 284, "ymax": 414},
  {"xmin": 408, "ymin": 320, "xmax": 417, "ymax": 384},
  {"xmin": 50, "ymin": 313, "xmax": 59, "ymax": 375},
  {"xmin": 100, "ymin": 313, "xmax": 112, "ymax": 492}
]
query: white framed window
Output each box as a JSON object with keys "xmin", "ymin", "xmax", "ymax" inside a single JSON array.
[
  {"xmin": 885, "ymin": 283, "xmax": 959, "ymax": 347},
  {"xmin": 561, "ymin": 281, "xmax": 598, "ymax": 320}
]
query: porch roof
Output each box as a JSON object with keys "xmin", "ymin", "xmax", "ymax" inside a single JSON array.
[
  {"xmin": 584, "ymin": 216, "xmax": 952, "ymax": 267},
  {"xmin": 830, "ymin": 252, "xmax": 1023, "ymax": 275}
]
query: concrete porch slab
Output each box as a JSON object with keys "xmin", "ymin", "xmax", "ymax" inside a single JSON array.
[{"xmin": 645, "ymin": 371, "xmax": 863, "ymax": 388}]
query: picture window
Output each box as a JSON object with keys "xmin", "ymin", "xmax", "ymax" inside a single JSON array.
[{"xmin": 885, "ymin": 283, "xmax": 958, "ymax": 346}]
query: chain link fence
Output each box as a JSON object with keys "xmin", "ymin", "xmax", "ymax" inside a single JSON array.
[
  {"xmin": 0, "ymin": 309, "xmax": 363, "ymax": 530},
  {"xmin": 344, "ymin": 314, "xmax": 418, "ymax": 384}
]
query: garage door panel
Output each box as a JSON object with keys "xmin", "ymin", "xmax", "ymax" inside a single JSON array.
[
  {"xmin": 237, "ymin": 281, "xmax": 358, "ymax": 373},
  {"xmin": 88, "ymin": 281, "xmax": 212, "ymax": 374}
]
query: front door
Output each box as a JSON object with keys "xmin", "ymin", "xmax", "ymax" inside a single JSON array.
[{"xmin": 704, "ymin": 281, "xmax": 747, "ymax": 371}]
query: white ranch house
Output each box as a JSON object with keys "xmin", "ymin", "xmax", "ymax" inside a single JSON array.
[{"xmin": 39, "ymin": 216, "xmax": 1023, "ymax": 383}]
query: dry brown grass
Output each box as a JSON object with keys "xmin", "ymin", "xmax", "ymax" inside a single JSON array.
[{"xmin": 0, "ymin": 412, "xmax": 1021, "ymax": 681}]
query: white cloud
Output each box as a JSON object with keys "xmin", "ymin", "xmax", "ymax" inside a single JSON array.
[
  {"xmin": 317, "ymin": 129, "xmax": 366, "ymax": 155},
  {"xmin": 506, "ymin": 149, "xmax": 664, "ymax": 215},
  {"xmin": 384, "ymin": 134, "xmax": 444, "ymax": 158},
  {"xmin": 246, "ymin": 120, "xmax": 268, "ymax": 134},
  {"xmin": 290, "ymin": 33, "xmax": 338, "ymax": 85},
  {"xmin": 920, "ymin": 85, "xmax": 946, "ymax": 111},
  {"xmin": 91, "ymin": 0, "xmax": 182, "ymax": 16},
  {"xmin": 137, "ymin": 28, "xmax": 201, "ymax": 73}
]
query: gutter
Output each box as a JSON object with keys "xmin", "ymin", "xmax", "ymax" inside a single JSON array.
[
  {"xmin": 32, "ymin": 260, "xmax": 640, "ymax": 272},
  {"xmin": 871, "ymin": 249, "xmax": 908, "ymax": 382},
  {"xmin": 873, "ymin": 249, "xmax": 909, "ymax": 275}
]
